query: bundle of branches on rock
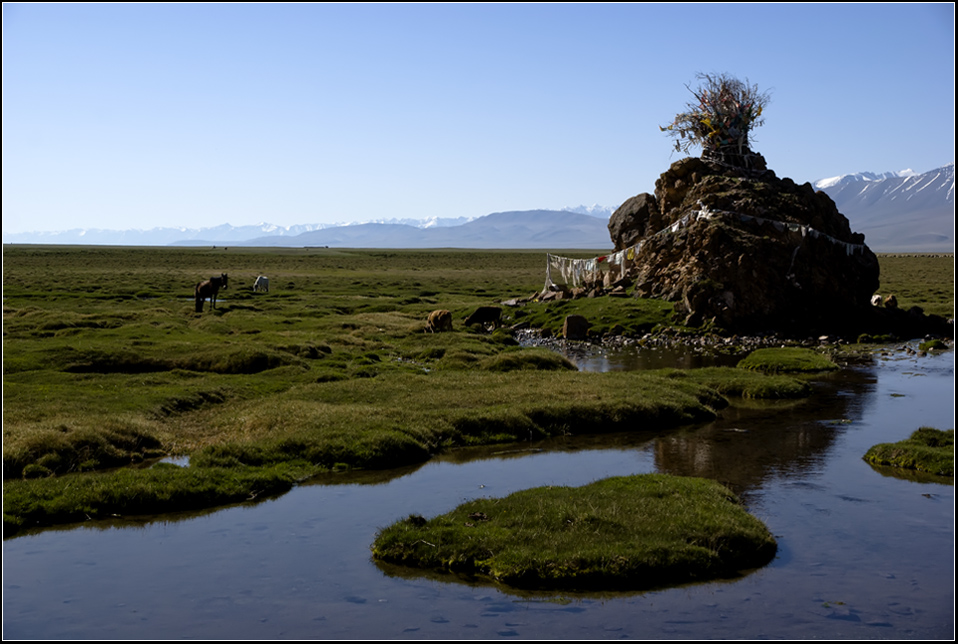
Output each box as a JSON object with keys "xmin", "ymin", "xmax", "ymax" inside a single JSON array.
[{"xmin": 661, "ymin": 73, "xmax": 771, "ymax": 170}]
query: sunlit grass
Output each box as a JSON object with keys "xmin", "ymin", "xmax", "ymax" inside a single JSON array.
[
  {"xmin": 864, "ymin": 427, "xmax": 954, "ymax": 478},
  {"xmin": 874, "ymin": 254, "xmax": 954, "ymax": 318},
  {"xmin": 372, "ymin": 474, "xmax": 777, "ymax": 591},
  {"xmin": 735, "ymin": 347, "xmax": 839, "ymax": 374}
]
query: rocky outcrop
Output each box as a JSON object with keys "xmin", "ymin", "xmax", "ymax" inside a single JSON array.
[
  {"xmin": 607, "ymin": 193, "xmax": 662, "ymax": 252},
  {"xmin": 611, "ymin": 155, "xmax": 886, "ymax": 334}
]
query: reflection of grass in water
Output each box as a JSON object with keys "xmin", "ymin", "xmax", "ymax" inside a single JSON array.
[
  {"xmin": 864, "ymin": 428, "xmax": 954, "ymax": 478},
  {"xmin": 372, "ymin": 474, "xmax": 777, "ymax": 592}
]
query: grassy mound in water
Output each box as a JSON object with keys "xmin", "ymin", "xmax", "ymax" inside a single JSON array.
[
  {"xmin": 659, "ymin": 366, "xmax": 812, "ymax": 399},
  {"xmin": 371, "ymin": 474, "xmax": 777, "ymax": 592},
  {"xmin": 4, "ymin": 462, "xmax": 311, "ymax": 532},
  {"xmin": 863, "ymin": 428, "xmax": 954, "ymax": 478},
  {"xmin": 736, "ymin": 347, "xmax": 839, "ymax": 373}
]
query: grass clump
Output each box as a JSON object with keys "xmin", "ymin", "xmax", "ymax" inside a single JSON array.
[
  {"xmin": 479, "ymin": 349, "xmax": 578, "ymax": 372},
  {"xmin": 4, "ymin": 420, "xmax": 165, "ymax": 479},
  {"xmin": 736, "ymin": 347, "xmax": 838, "ymax": 373},
  {"xmin": 659, "ymin": 366, "xmax": 811, "ymax": 399},
  {"xmin": 863, "ymin": 428, "xmax": 954, "ymax": 478},
  {"xmin": 372, "ymin": 474, "xmax": 777, "ymax": 591},
  {"xmin": 4, "ymin": 462, "xmax": 312, "ymax": 534}
]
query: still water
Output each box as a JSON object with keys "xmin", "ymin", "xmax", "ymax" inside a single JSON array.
[{"xmin": 3, "ymin": 345, "xmax": 954, "ymax": 639}]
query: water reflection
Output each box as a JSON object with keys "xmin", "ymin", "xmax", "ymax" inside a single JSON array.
[
  {"xmin": 538, "ymin": 339, "xmax": 748, "ymax": 372},
  {"xmin": 656, "ymin": 377, "xmax": 871, "ymax": 494}
]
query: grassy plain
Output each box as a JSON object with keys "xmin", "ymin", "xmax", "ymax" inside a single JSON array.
[
  {"xmin": 2, "ymin": 247, "xmax": 952, "ymax": 534},
  {"xmin": 872, "ymin": 253, "xmax": 954, "ymax": 318}
]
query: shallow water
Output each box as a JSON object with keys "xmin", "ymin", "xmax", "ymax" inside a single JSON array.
[
  {"xmin": 551, "ymin": 341, "xmax": 747, "ymax": 372},
  {"xmin": 3, "ymin": 346, "xmax": 954, "ymax": 639}
]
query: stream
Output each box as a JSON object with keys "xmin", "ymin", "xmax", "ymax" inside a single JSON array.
[{"xmin": 2, "ymin": 344, "xmax": 954, "ymax": 639}]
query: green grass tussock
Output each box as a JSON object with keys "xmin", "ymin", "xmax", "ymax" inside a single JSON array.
[
  {"xmin": 5, "ymin": 420, "xmax": 165, "ymax": 479},
  {"xmin": 61, "ymin": 346, "xmax": 302, "ymax": 375},
  {"xmin": 478, "ymin": 349, "xmax": 578, "ymax": 372},
  {"xmin": 4, "ymin": 462, "xmax": 310, "ymax": 534},
  {"xmin": 662, "ymin": 366, "xmax": 812, "ymax": 399},
  {"xmin": 372, "ymin": 474, "xmax": 777, "ymax": 591},
  {"xmin": 736, "ymin": 347, "xmax": 839, "ymax": 373},
  {"xmin": 863, "ymin": 428, "xmax": 954, "ymax": 478}
]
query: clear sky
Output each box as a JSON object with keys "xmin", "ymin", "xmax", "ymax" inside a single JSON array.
[{"xmin": 3, "ymin": 3, "xmax": 954, "ymax": 234}]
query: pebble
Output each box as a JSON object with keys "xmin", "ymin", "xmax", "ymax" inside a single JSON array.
[{"xmin": 513, "ymin": 327, "xmax": 830, "ymax": 357}]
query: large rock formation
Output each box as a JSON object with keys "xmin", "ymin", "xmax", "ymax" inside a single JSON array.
[{"xmin": 608, "ymin": 155, "xmax": 894, "ymax": 335}]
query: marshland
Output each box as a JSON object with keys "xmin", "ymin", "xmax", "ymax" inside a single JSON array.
[{"xmin": 2, "ymin": 245, "xmax": 954, "ymax": 639}]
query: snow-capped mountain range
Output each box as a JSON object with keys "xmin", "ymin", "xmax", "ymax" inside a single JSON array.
[
  {"xmin": 813, "ymin": 169, "xmax": 919, "ymax": 190},
  {"xmin": 3, "ymin": 166, "xmax": 952, "ymax": 252},
  {"xmin": 4, "ymin": 216, "xmax": 482, "ymax": 247},
  {"xmin": 3, "ymin": 207, "xmax": 618, "ymax": 249},
  {"xmin": 813, "ymin": 163, "xmax": 953, "ymax": 252}
]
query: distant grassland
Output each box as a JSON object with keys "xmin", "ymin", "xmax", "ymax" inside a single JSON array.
[
  {"xmin": 874, "ymin": 253, "xmax": 954, "ymax": 318},
  {"xmin": 2, "ymin": 246, "xmax": 951, "ymax": 533}
]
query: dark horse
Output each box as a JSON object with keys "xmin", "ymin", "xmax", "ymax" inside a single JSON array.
[{"xmin": 194, "ymin": 273, "xmax": 228, "ymax": 312}]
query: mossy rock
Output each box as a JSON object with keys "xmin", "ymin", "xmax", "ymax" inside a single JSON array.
[
  {"xmin": 918, "ymin": 339, "xmax": 949, "ymax": 352},
  {"xmin": 372, "ymin": 474, "xmax": 777, "ymax": 592}
]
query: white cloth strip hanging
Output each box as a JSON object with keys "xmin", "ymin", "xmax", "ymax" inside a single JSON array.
[{"xmin": 542, "ymin": 204, "xmax": 866, "ymax": 294}]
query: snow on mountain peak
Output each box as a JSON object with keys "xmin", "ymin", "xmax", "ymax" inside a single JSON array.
[
  {"xmin": 562, "ymin": 204, "xmax": 616, "ymax": 218},
  {"xmin": 814, "ymin": 169, "xmax": 918, "ymax": 190}
]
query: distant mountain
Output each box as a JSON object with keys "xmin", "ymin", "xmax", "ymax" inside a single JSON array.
[
  {"xmin": 2, "ymin": 222, "xmax": 330, "ymax": 246},
  {"xmin": 1, "ymin": 216, "xmax": 479, "ymax": 247},
  {"xmin": 813, "ymin": 169, "xmax": 919, "ymax": 190},
  {"xmin": 814, "ymin": 163, "xmax": 954, "ymax": 253},
  {"xmin": 234, "ymin": 210, "xmax": 613, "ymax": 249},
  {"xmin": 4, "ymin": 168, "xmax": 952, "ymax": 252},
  {"xmin": 561, "ymin": 204, "xmax": 616, "ymax": 219}
]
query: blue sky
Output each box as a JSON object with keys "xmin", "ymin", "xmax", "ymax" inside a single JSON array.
[{"xmin": 3, "ymin": 3, "xmax": 954, "ymax": 234}]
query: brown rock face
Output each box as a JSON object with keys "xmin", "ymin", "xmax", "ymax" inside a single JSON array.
[
  {"xmin": 614, "ymin": 156, "xmax": 881, "ymax": 333},
  {"xmin": 562, "ymin": 314, "xmax": 591, "ymax": 340},
  {"xmin": 608, "ymin": 193, "xmax": 661, "ymax": 252}
]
